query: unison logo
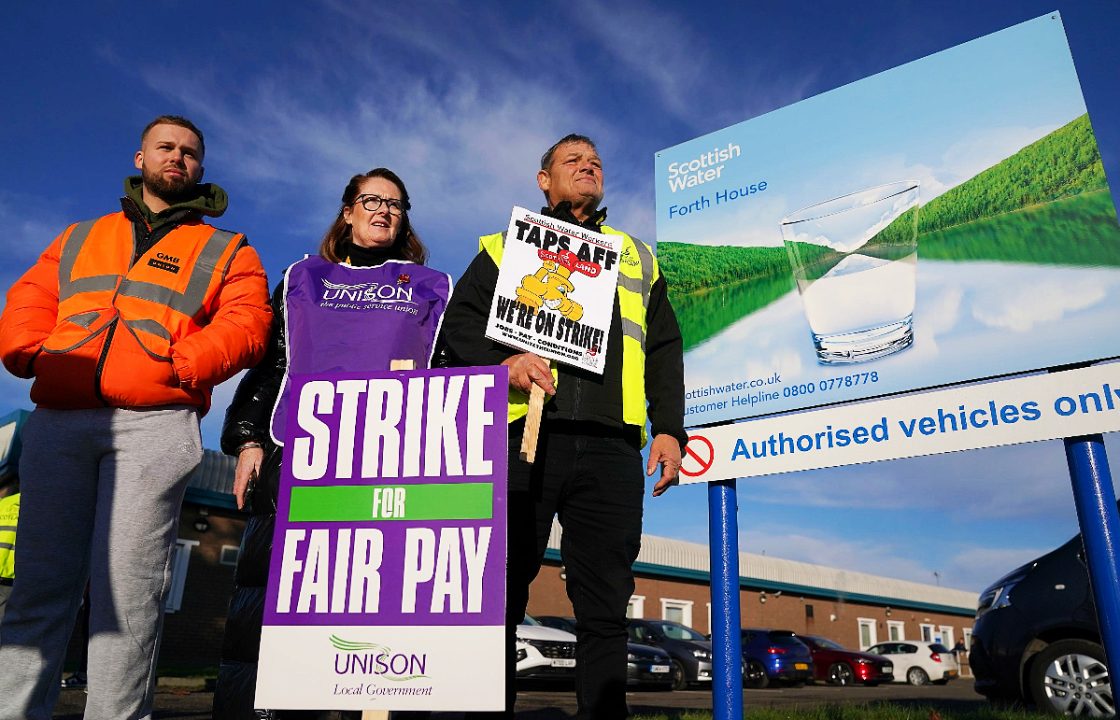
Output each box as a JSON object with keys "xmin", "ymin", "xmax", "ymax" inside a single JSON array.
[
  {"xmin": 320, "ymin": 279, "xmax": 415, "ymax": 304},
  {"xmin": 330, "ymin": 635, "xmax": 429, "ymax": 680}
]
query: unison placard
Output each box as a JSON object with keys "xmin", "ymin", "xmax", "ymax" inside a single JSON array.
[{"xmin": 257, "ymin": 366, "xmax": 508, "ymax": 711}]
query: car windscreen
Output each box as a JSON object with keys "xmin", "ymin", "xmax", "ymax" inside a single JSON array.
[
  {"xmin": 808, "ymin": 636, "xmax": 843, "ymax": 650},
  {"xmin": 768, "ymin": 632, "xmax": 804, "ymax": 646},
  {"xmin": 659, "ymin": 623, "xmax": 706, "ymax": 641},
  {"xmin": 930, "ymin": 643, "xmax": 951, "ymax": 654}
]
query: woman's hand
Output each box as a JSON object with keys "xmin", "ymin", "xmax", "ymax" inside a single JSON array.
[{"xmin": 233, "ymin": 445, "xmax": 265, "ymax": 510}]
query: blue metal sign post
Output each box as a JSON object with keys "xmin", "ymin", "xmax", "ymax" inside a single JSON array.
[
  {"xmin": 708, "ymin": 478, "xmax": 743, "ymax": 720},
  {"xmin": 1064, "ymin": 434, "xmax": 1120, "ymax": 703}
]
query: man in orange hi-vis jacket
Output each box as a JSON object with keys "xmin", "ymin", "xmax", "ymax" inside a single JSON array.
[{"xmin": 0, "ymin": 115, "xmax": 272, "ymax": 720}]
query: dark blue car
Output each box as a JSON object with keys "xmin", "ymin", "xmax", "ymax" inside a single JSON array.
[{"xmin": 741, "ymin": 628, "xmax": 814, "ymax": 688}]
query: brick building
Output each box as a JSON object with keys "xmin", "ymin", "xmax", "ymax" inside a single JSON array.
[{"xmin": 527, "ymin": 524, "xmax": 977, "ymax": 656}]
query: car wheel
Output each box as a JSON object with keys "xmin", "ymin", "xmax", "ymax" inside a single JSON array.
[
  {"xmin": 744, "ymin": 660, "xmax": 770, "ymax": 689},
  {"xmin": 907, "ymin": 666, "xmax": 930, "ymax": 686},
  {"xmin": 670, "ymin": 660, "xmax": 688, "ymax": 692},
  {"xmin": 828, "ymin": 662, "xmax": 855, "ymax": 686},
  {"xmin": 1028, "ymin": 639, "xmax": 1114, "ymax": 717}
]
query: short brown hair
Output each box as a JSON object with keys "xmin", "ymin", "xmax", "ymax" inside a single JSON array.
[
  {"xmin": 141, "ymin": 115, "xmax": 206, "ymax": 158},
  {"xmin": 319, "ymin": 168, "xmax": 428, "ymax": 265},
  {"xmin": 540, "ymin": 134, "xmax": 597, "ymax": 170}
]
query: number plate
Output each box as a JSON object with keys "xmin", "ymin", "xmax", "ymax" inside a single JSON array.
[
  {"xmin": 883, "ymin": 664, "xmax": 893, "ymax": 673},
  {"xmin": 794, "ymin": 663, "xmax": 809, "ymax": 670},
  {"xmin": 552, "ymin": 658, "xmax": 576, "ymax": 667},
  {"xmin": 650, "ymin": 664, "xmax": 670, "ymax": 673}
]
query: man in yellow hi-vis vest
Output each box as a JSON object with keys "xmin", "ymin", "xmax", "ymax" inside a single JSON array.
[
  {"xmin": 0, "ymin": 484, "xmax": 17, "ymax": 625},
  {"xmin": 441, "ymin": 134, "xmax": 686, "ymax": 720}
]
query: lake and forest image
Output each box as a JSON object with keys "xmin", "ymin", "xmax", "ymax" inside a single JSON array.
[{"xmin": 661, "ymin": 114, "xmax": 1120, "ymax": 355}]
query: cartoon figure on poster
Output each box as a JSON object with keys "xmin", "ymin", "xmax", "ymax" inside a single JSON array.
[{"xmin": 515, "ymin": 252, "xmax": 593, "ymax": 321}]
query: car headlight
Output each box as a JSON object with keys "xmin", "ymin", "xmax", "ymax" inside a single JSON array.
[
  {"xmin": 976, "ymin": 579, "xmax": 1019, "ymax": 618},
  {"xmin": 517, "ymin": 648, "xmax": 527, "ymax": 662},
  {"xmin": 693, "ymin": 649, "xmax": 712, "ymax": 660}
]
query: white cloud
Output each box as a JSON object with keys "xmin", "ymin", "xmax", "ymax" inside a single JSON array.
[
  {"xmin": 740, "ymin": 529, "xmax": 943, "ymax": 587},
  {"xmin": 943, "ymin": 545, "xmax": 1053, "ymax": 592},
  {"xmin": 738, "ymin": 438, "xmax": 1092, "ymax": 524},
  {"xmin": 972, "ymin": 279, "xmax": 1107, "ymax": 333},
  {"xmin": 739, "ymin": 525, "xmax": 1055, "ymax": 592}
]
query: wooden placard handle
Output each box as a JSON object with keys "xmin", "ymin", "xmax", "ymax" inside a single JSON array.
[
  {"xmin": 519, "ymin": 383, "xmax": 546, "ymax": 463},
  {"xmin": 367, "ymin": 367, "xmax": 409, "ymax": 720}
]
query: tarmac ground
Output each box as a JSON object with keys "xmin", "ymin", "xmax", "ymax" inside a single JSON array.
[{"xmin": 53, "ymin": 677, "xmax": 992, "ymax": 719}]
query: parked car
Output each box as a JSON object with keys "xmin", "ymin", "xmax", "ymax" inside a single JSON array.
[
  {"xmin": 516, "ymin": 615, "xmax": 576, "ymax": 680},
  {"xmin": 627, "ymin": 619, "xmax": 714, "ymax": 691},
  {"xmin": 971, "ymin": 520, "xmax": 1115, "ymax": 717},
  {"xmin": 740, "ymin": 628, "xmax": 813, "ymax": 688},
  {"xmin": 795, "ymin": 634, "xmax": 894, "ymax": 686},
  {"xmin": 865, "ymin": 640, "xmax": 959, "ymax": 685},
  {"xmin": 535, "ymin": 615, "xmax": 675, "ymax": 689}
]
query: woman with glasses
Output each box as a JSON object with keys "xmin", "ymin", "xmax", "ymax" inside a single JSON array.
[{"xmin": 213, "ymin": 168, "xmax": 451, "ymax": 719}]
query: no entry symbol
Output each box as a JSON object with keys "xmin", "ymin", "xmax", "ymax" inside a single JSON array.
[{"xmin": 680, "ymin": 434, "xmax": 715, "ymax": 478}]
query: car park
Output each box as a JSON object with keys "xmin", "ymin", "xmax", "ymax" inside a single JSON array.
[
  {"xmin": 796, "ymin": 634, "xmax": 894, "ymax": 686},
  {"xmin": 970, "ymin": 518, "xmax": 1115, "ymax": 717},
  {"xmin": 516, "ymin": 615, "xmax": 576, "ymax": 680},
  {"xmin": 740, "ymin": 628, "xmax": 813, "ymax": 688},
  {"xmin": 535, "ymin": 615, "xmax": 675, "ymax": 689},
  {"xmin": 627, "ymin": 618, "xmax": 714, "ymax": 691},
  {"xmin": 866, "ymin": 640, "xmax": 959, "ymax": 686}
]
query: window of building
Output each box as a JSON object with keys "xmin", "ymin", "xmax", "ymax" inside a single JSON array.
[
  {"xmin": 219, "ymin": 544, "xmax": 240, "ymax": 567},
  {"xmin": 887, "ymin": 620, "xmax": 905, "ymax": 641},
  {"xmin": 963, "ymin": 628, "xmax": 972, "ymax": 648},
  {"xmin": 920, "ymin": 623, "xmax": 935, "ymax": 642},
  {"xmin": 939, "ymin": 625, "xmax": 954, "ymax": 647},
  {"xmin": 661, "ymin": 598, "xmax": 693, "ymax": 627},
  {"xmin": 165, "ymin": 538, "xmax": 199, "ymax": 613},
  {"xmin": 627, "ymin": 595, "xmax": 645, "ymax": 619},
  {"xmin": 857, "ymin": 618, "xmax": 877, "ymax": 650}
]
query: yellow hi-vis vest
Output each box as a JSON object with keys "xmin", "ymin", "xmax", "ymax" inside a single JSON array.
[
  {"xmin": 0, "ymin": 493, "xmax": 18, "ymax": 580},
  {"xmin": 480, "ymin": 225, "xmax": 658, "ymax": 446}
]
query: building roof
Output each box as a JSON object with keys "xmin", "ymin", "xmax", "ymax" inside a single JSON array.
[
  {"xmin": 185, "ymin": 449, "xmax": 238, "ymax": 509},
  {"xmin": 548, "ymin": 521, "xmax": 977, "ymax": 615}
]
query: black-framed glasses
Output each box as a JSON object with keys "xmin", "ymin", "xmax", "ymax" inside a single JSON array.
[{"xmin": 354, "ymin": 194, "xmax": 406, "ymax": 216}]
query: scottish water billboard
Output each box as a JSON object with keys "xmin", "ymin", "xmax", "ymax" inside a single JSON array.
[{"xmin": 657, "ymin": 13, "xmax": 1120, "ymax": 428}]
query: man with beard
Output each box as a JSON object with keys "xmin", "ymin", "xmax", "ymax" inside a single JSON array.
[{"xmin": 0, "ymin": 115, "xmax": 272, "ymax": 719}]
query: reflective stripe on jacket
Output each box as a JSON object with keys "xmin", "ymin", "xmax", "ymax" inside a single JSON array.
[
  {"xmin": 0, "ymin": 494, "xmax": 18, "ymax": 580},
  {"xmin": 15, "ymin": 212, "xmax": 260, "ymax": 410},
  {"xmin": 479, "ymin": 226, "xmax": 657, "ymax": 444}
]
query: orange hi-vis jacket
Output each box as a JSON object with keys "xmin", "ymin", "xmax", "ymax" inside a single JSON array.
[{"xmin": 0, "ymin": 211, "xmax": 272, "ymax": 413}]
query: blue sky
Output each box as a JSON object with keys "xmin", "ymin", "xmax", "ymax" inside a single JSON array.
[{"xmin": 2, "ymin": 0, "xmax": 1119, "ymax": 595}]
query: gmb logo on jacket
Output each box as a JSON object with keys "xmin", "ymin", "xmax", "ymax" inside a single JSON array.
[{"xmin": 147, "ymin": 252, "xmax": 181, "ymax": 274}]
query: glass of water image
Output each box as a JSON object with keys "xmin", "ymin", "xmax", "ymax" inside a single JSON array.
[{"xmin": 780, "ymin": 181, "xmax": 920, "ymax": 364}]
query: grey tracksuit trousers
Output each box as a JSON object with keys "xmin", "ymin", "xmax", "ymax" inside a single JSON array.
[{"xmin": 0, "ymin": 407, "xmax": 202, "ymax": 720}]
